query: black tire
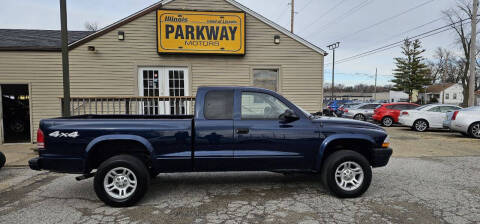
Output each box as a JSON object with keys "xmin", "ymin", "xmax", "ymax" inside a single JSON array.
[
  {"xmin": 321, "ymin": 150, "xmax": 372, "ymax": 198},
  {"xmin": 94, "ymin": 155, "xmax": 150, "ymax": 207},
  {"xmin": 353, "ymin": 114, "xmax": 366, "ymax": 121},
  {"xmin": 468, "ymin": 122, "xmax": 480, "ymax": 139},
  {"xmin": 381, "ymin": 117, "xmax": 394, "ymax": 127},
  {"xmin": 0, "ymin": 151, "xmax": 5, "ymax": 169},
  {"xmin": 413, "ymin": 119, "xmax": 429, "ymax": 132}
]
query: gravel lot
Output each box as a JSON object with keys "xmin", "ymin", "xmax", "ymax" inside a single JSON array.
[{"xmin": 0, "ymin": 127, "xmax": 479, "ymax": 224}]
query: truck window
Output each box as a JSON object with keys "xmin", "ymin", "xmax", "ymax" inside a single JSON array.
[
  {"xmin": 241, "ymin": 92, "xmax": 289, "ymax": 120},
  {"xmin": 204, "ymin": 90, "xmax": 234, "ymax": 120}
]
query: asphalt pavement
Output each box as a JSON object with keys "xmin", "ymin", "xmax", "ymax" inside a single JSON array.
[{"xmin": 0, "ymin": 156, "xmax": 479, "ymax": 224}]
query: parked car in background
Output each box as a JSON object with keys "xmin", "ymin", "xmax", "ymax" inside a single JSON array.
[
  {"xmin": 326, "ymin": 100, "xmax": 352, "ymax": 115},
  {"xmin": 443, "ymin": 106, "xmax": 480, "ymax": 138},
  {"xmin": 335, "ymin": 103, "xmax": 362, "ymax": 117},
  {"xmin": 0, "ymin": 151, "xmax": 5, "ymax": 169},
  {"xmin": 398, "ymin": 104, "xmax": 462, "ymax": 132},
  {"xmin": 342, "ymin": 103, "xmax": 381, "ymax": 121},
  {"xmin": 373, "ymin": 103, "xmax": 420, "ymax": 127}
]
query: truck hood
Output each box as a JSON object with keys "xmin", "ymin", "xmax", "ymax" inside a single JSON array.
[{"xmin": 313, "ymin": 117, "xmax": 385, "ymax": 131}]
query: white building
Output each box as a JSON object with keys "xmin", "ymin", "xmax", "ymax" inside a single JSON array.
[{"xmin": 420, "ymin": 83, "xmax": 464, "ymax": 106}]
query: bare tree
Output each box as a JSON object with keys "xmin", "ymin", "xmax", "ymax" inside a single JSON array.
[
  {"xmin": 443, "ymin": 0, "xmax": 479, "ymax": 106},
  {"xmin": 84, "ymin": 21, "xmax": 99, "ymax": 31},
  {"xmin": 427, "ymin": 47, "xmax": 464, "ymax": 83}
]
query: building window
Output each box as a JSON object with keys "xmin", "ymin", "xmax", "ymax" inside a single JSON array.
[
  {"xmin": 445, "ymin": 93, "xmax": 449, "ymax": 100},
  {"xmin": 253, "ymin": 69, "xmax": 278, "ymax": 92},
  {"xmin": 453, "ymin": 93, "xmax": 457, "ymax": 100}
]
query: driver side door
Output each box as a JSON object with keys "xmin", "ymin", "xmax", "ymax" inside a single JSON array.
[{"xmin": 233, "ymin": 91, "xmax": 320, "ymax": 171}]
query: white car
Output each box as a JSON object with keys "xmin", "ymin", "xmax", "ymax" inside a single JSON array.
[
  {"xmin": 443, "ymin": 106, "xmax": 480, "ymax": 138},
  {"xmin": 398, "ymin": 104, "xmax": 462, "ymax": 132},
  {"xmin": 341, "ymin": 103, "xmax": 381, "ymax": 121}
]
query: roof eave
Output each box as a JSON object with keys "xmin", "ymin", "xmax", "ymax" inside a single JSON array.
[{"xmin": 69, "ymin": 0, "xmax": 326, "ymax": 55}]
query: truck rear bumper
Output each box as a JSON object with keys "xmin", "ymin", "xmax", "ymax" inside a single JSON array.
[
  {"xmin": 29, "ymin": 156, "xmax": 85, "ymax": 174},
  {"xmin": 371, "ymin": 147, "xmax": 393, "ymax": 168}
]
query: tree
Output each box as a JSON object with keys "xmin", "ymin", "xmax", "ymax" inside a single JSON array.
[
  {"xmin": 391, "ymin": 39, "xmax": 431, "ymax": 102},
  {"xmin": 427, "ymin": 47, "xmax": 463, "ymax": 84},
  {"xmin": 84, "ymin": 21, "xmax": 99, "ymax": 31},
  {"xmin": 443, "ymin": 0, "xmax": 479, "ymax": 106}
]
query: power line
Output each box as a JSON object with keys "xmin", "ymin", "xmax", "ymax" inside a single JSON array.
[
  {"xmin": 298, "ymin": 0, "xmax": 315, "ymax": 13},
  {"xmin": 298, "ymin": 0, "xmax": 349, "ymax": 34},
  {"xmin": 336, "ymin": 0, "xmax": 435, "ymax": 41},
  {"xmin": 275, "ymin": 1, "xmax": 291, "ymax": 21},
  {"xmin": 305, "ymin": 0, "xmax": 373, "ymax": 37},
  {"xmin": 324, "ymin": 17, "xmax": 470, "ymax": 65}
]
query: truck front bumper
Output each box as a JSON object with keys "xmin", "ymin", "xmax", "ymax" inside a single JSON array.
[
  {"xmin": 371, "ymin": 147, "xmax": 393, "ymax": 168},
  {"xmin": 29, "ymin": 156, "xmax": 85, "ymax": 174}
]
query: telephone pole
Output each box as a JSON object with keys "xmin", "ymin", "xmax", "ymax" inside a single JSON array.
[
  {"xmin": 60, "ymin": 0, "xmax": 71, "ymax": 116},
  {"xmin": 468, "ymin": 0, "xmax": 478, "ymax": 107},
  {"xmin": 327, "ymin": 42, "xmax": 340, "ymax": 100},
  {"xmin": 374, "ymin": 68, "xmax": 378, "ymax": 101},
  {"xmin": 290, "ymin": 0, "xmax": 295, "ymax": 33}
]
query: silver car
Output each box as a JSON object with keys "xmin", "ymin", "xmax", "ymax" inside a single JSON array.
[
  {"xmin": 444, "ymin": 106, "xmax": 480, "ymax": 138},
  {"xmin": 342, "ymin": 103, "xmax": 381, "ymax": 121}
]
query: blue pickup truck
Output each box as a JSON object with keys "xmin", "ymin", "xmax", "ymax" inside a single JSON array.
[{"xmin": 29, "ymin": 86, "xmax": 392, "ymax": 207}]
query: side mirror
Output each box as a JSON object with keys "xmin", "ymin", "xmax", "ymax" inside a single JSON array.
[{"xmin": 279, "ymin": 109, "xmax": 299, "ymax": 124}]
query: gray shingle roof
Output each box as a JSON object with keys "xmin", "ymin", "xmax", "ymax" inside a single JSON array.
[{"xmin": 0, "ymin": 29, "xmax": 94, "ymax": 51}]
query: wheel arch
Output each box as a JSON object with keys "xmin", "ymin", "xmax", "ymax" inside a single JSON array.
[
  {"xmin": 84, "ymin": 135, "xmax": 155, "ymax": 172},
  {"xmin": 468, "ymin": 121, "xmax": 480, "ymax": 138},
  {"xmin": 315, "ymin": 134, "xmax": 376, "ymax": 171}
]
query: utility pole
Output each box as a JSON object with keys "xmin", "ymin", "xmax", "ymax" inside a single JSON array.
[
  {"xmin": 327, "ymin": 42, "xmax": 340, "ymax": 100},
  {"xmin": 290, "ymin": 0, "xmax": 295, "ymax": 33},
  {"xmin": 60, "ymin": 0, "xmax": 71, "ymax": 117},
  {"xmin": 374, "ymin": 68, "xmax": 377, "ymax": 101},
  {"xmin": 468, "ymin": 0, "xmax": 478, "ymax": 107}
]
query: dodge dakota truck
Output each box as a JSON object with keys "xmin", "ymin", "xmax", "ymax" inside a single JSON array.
[{"xmin": 29, "ymin": 86, "xmax": 392, "ymax": 207}]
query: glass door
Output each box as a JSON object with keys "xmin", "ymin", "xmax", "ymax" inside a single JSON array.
[{"xmin": 138, "ymin": 67, "xmax": 189, "ymax": 115}]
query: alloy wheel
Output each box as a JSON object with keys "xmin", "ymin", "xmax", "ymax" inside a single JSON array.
[
  {"xmin": 103, "ymin": 167, "xmax": 137, "ymax": 200},
  {"xmin": 415, "ymin": 120, "xmax": 428, "ymax": 132},
  {"xmin": 472, "ymin": 123, "xmax": 480, "ymax": 138},
  {"xmin": 334, "ymin": 161, "xmax": 364, "ymax": 191}
]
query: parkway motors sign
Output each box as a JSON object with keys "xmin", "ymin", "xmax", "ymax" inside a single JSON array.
[{"xmin": 157, "ymin": 10, "xmax": 245, "ymax": 55}]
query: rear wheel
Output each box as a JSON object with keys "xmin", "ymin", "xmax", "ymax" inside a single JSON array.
[
  {"xmin": 469, "ymin": 122, "xmax": 480, "ymax": 139},
  {"xmin": 354, "ymin": 114, "xmax": 366, "ymax": 121},
  {"xmin": 381, "ymin": 117, "xmax": 394, "ymax": 127},
  {"xmin": 0, "ymin": 151, "xmax": 5, "ymax": 169},
  {"xmin": 321, "ymin": 150, "xmax": 372, "ymax": 198},
  {"xmin": 94, "ymin": 155, "xmax": 150, "ymax": 207},
  {"xmin": 413, "ymin": 119, "xmax": 429, "ymax": 132}
]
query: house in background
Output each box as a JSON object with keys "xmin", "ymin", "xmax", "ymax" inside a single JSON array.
[{"xmin": 420, "ymin": 83, "xmax": 464, "ymax": 105}]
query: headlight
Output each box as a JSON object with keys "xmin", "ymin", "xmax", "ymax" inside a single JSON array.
[{"xmin": 382, "ymin": 135, "xmax": 390, "ymax": 148}]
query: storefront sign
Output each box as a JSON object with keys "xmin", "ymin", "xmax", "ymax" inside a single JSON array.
[{"xmin": 157, "ymin": 10, "xmax": 245, "ymax": 55}]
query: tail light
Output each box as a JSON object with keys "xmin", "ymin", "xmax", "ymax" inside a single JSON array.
[
  {"xmin": 344, "ymin": 109, "xmax": 349, "ymax": 113},
  {"xmin": 37, "ymin": 129, "xmax": 45, "ymax": 149},
  {"xmin": 452, "ymin": 111, "xmax": 459, "ymax": 120},
  {"xmin": 402, "ymin": 111, "xmax": 409, "ymax": 115}
]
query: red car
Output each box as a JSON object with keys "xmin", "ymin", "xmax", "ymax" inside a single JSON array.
[{"xmin": 373, "ymin": 103, "xmax": 420, "ymax": 127}]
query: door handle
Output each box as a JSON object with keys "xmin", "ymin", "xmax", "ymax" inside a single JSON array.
[{"xmin": 236, "ymin": 128, "xmax": 249, "ymax": 134}]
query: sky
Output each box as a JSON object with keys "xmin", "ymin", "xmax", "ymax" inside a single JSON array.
[{"xmin": 0, "ymin": 0, "xmax": 465, "ymax": 86}]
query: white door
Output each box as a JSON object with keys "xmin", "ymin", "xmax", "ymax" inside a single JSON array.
[{"xmin": 138, "ymin": 67, "xmax": 189, "ymax": 115}]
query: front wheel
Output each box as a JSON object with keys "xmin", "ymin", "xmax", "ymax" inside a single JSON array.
[
  {"xmin": 0, "ymin": 151, "xmax": 5, "ymax": 169},
  {"xmin": 469, "ymin": 122, "xmax": 480, "ymax": 139},
  {"xmin": 413, "ymin": 120, "xmax": 429, "ymax": 132},
  {"xmin": 354, "ymin": 114, "xmax": 366, "ymax": 121},
  {"xmin": 94, "ymin": 155, "xmax": 150, "ymax": 207},
  {"xmin": 321, "ymin": 150, "xmax": 372, "ymax": 198}
]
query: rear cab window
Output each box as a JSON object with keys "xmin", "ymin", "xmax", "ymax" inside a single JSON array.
[{"xmin": 204, "ymin": 90, "xmax": 234, "ymax": 120}]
